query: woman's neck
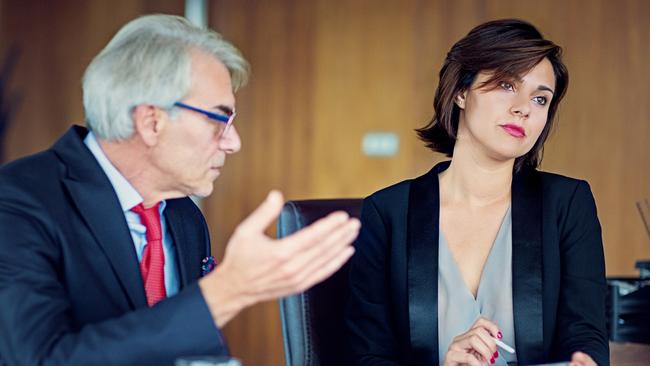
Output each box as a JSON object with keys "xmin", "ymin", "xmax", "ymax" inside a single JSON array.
[{"xmin": 439, "ymin": 145, "xmax": 514, "ymax": 207}]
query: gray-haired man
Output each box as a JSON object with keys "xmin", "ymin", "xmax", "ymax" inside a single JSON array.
[{"xmin": 0, "ymin": 14, "xmax": 358, "ymax": 365}]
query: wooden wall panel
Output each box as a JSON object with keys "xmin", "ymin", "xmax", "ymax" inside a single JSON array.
[
  {"xmin": 0, "ymin": 0, "xmax": 184, "ymax": 161},
  {"xmin": 208, "ymin": 1, "xmax": 318, "ymax": 364}
]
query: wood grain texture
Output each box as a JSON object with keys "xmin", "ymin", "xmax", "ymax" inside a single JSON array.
[{"xmin": 0, "ymin": 0, "xmax": 185, "ymax": 161}]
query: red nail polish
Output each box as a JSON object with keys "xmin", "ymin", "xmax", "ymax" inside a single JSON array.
[
  {"xmin": 497, "ymin": 331, "xmax": 503, "ymax": 339},
  {"xmin": 494, "ymin": 351, "xmax": 499, "ymax": 358},
  {"xmin": 490, "ymin": 357, "xmax": 495, "ymax": 364}
]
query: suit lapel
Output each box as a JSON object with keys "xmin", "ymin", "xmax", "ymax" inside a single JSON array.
[
  {"xmin": 55, "ymin": 126, "xmax": 147, "ymax": 309},
  {"xmin": 511, "ymin": 168, "xmax": 544, "ymax": 364},
  {"xmin": 406, "ymin": 161, "xmax": 544, "ymax": 364},
  {"xmin": 164, "ymin": 200, "xmax": 201, "ymax": 287},
  {"xmin": 407, "ymin": 161, "xmax": 449, "ymax": 365}
]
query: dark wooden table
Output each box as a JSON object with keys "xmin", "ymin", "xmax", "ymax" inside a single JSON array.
[{"xmin": 610, "ymin": 342, "xmax": 650, "ymax": 366}]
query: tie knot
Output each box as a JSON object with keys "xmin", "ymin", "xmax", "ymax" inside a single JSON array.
[{"xmin": 131, "ymin": 202, "xmax": 162, "ymax": 242}]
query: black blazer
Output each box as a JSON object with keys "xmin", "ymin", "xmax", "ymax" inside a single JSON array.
[
  {"xmin": 0, "ymin": 126, "xmax": 227, "ymax": 365},
  {"xmin": 346, "ymin": 161, "xmax": 608, "ymax": 366}
]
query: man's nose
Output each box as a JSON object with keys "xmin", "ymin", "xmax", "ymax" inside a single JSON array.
[{"xmin": 218, "ymin": 125, "xmax": 242, "ymax": 154}]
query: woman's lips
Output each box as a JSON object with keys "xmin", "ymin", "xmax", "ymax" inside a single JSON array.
[{"xmin": 500, "ymin": 124, "xmax": 526, "ymax": 138}]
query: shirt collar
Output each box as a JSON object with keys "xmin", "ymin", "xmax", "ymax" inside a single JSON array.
[{"xmin": 83, "ymin": 131, "xmax": 145, "ymax": 212}]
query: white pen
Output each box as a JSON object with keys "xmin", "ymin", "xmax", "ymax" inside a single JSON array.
[{"xmin": 492, "ymin": 337, "xmax": 515, "ymax": 354}]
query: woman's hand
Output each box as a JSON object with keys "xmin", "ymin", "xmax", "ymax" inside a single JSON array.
[
  {"xmin": 443, "ymin": 317, "xmax": 502, "ymax": 366},
  {"xmin": 569, "ymin": 351, "xmax": 596, "ymax": 366}
]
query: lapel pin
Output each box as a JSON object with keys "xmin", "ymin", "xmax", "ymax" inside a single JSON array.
[{"xmin": 201, "ymin": 256, "xmax": 217, "ymax": 276}]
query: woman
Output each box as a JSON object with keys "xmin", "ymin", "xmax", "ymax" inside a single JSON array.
[{"xmin": 345, "ymin": 19, "xmax": 608, "ymax": 366}]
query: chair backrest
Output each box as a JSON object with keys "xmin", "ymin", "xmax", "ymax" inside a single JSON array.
[{"xmin": 277, "ymin": 199, "xmax": 363, "ymax": 366}]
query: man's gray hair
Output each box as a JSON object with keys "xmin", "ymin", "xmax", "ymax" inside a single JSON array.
[{"xmin": 82, "ymin": 14, "xmax": 250, "ymax": 140}]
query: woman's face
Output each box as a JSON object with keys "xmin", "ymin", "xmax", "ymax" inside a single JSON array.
[{"xmin": 455, "ymin": 57, "xmax": 556, "ymax": 164}]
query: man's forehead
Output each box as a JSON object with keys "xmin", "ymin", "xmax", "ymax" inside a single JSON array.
[{"xmin": 188, "ymin": 49, "xmax": 235, "ymax": 107}]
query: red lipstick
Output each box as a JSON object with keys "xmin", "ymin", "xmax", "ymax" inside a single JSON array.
[{"xmin": 500, "ymin": 124, "xmax": 526, "ymax": 138}]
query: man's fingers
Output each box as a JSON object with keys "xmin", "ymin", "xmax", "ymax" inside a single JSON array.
[
  {"xmin": 295, "ymin": 246, "xmax": 355, "ymax": 292},
  {"xmin": 225, "ymin": 201, "xmax": 360, "ymax": 305},
  {"xmin": 287, "ymin": 233, "xmax": 356, "ymax": 289},
  {"xmin": 273, "ymin": 217, "xmax": 359, "ymax": 275},
  {"xmin": 294, "ymin": 217, "xmax": 360, "ymax": 260},
  {"xmin": 261, "ymin": 246, "xmax": 355, "ymax": 300},
  {"xmin": 258, "ymin": 220, "xmax": 358, "ymax": 293},
  {"xmin": 226, "ymin": 206, "xmax": 358, "ymax": 290},
  {"xmin": 282, "ymin": 211, "xmax": 358, "ymax": 251},
  {"xmin": 237, "ymin": 190, "xmax": 284, "ymax": 234}
]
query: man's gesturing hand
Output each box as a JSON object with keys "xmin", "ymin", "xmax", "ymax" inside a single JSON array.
[{"xmin": 199, "ymin": 190, "xmax": 360, "ymax": 327}]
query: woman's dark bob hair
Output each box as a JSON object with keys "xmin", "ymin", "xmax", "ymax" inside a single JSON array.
[{"xmin": 416, "ymin": 19, "xmax": 568, "ymax": 171}]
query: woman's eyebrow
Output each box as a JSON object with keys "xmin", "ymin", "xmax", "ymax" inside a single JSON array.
[{"xmin": 537, "ymin": 85, "xmax": 555, "ymax": 94}]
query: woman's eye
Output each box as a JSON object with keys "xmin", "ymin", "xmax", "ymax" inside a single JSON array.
[
  {"xmin": 532, "ymin": 96, "xmax": 547, "ymax": 105},
  {"xmin": 499, "ymin": 81, "xmax": 514, "ymax": 91}
]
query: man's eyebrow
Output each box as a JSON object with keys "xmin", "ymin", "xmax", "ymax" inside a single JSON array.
[{"xmin": 213, "ymin": 105, "xmax": 234, "ymax": 115}]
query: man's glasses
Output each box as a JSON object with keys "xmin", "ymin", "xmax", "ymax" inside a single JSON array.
[{"xmin": 174, "ymin": 102, "xmax": 236, "ymax": 138}]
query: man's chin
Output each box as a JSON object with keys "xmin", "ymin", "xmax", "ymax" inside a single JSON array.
[
  {"xmin": 191, "ymin": 186, "xmax": 214, "ymax": 198},
  {"xmin": 184, "ymin": 174, "xmax": 218, "ymax": 198}
]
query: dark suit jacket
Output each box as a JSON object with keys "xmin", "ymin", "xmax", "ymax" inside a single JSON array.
[
  {"xmin": 346, "ymin": 161, "xmax": 609, "ymax": 366},
  {"xmin": 0, "ymin": 126, "xmax": 227, "ymax": 366}
]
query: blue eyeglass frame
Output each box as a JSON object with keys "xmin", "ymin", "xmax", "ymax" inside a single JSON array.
[{"xmin": 174, "ymin": 102, "xmax": 236, "ymax": 125}]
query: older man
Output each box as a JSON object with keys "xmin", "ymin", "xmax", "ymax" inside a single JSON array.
[{"xmin": 0, "ymin": 15, "xmax": 359, "ymax": 365}]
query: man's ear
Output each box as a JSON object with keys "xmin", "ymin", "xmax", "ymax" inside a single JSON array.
[
  {"xmin": 132, "ymin": 105, "xmax": 166, "ymax": 146},
  {"xmin": 455, "ymin": 90, "xmax": 467, "ymax": 109}
]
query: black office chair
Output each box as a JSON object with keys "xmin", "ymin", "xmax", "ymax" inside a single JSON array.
[{"xmin": 277, "ymin": 199, "xmax": 363, "ymax": 366}]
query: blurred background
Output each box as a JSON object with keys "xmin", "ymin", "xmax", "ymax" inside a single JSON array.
[{"xmin": 1, "ymin": 0, "xmax": 648, "ymax": 364}]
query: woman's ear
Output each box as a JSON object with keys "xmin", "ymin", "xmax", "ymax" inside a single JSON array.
[{"xmin": 455, "ymin": 91, "xmax": 467, "ymax": 109}]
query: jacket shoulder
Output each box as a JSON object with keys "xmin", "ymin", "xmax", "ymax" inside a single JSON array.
[
  {"xmin": 537, "ymin": 170, "xmax": 586, "ymax": 187},
  {"xmin": 531, "ymin": 170, "xmax": 598, "ymax": 226},
  {"xmin": 0, "ymin": 149, "xmax": 64, "ymax": 198},
  {"xmin": 535, "ymin": 170, "xmax": 591, "ymax": 199},
  {"xmin": 1, "ymin": 149, "xmax": 61, "ymax": 178},
  {"xmin": 366, "ymin": 178, "xmax": 411, "ymax": 207}
]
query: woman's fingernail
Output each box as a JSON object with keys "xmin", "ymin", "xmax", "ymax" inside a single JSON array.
[
  {"xmin": 494, "ymin": 351, "xmax": 499, "ymax": 358},
  {"xmin": 490, "ymin": 357, "xmax": 495, "ymax": 364},
  {"xmin": 497, "ymin": 331, "xmax": 503, "ymax": 339}
]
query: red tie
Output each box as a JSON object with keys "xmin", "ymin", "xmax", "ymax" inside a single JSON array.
[{"xmin": 131, "ymin": 202, "xmax": 166, "ymax": 306}]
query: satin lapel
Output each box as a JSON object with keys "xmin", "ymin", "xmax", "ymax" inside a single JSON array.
[
  {"xmin": 407, "ymin": 161, "xmax": 448, "ymax": 365},
  {"xmin": 164, "ymin": 200, "xmax": 199, "ymax": 287},
  {"xmin": 511, "ymin": 169, "xmax": 544, "ymax": 364},
  {"xmin": 56, "ymin": 126, "xmax": 147, "ymax": 308}
]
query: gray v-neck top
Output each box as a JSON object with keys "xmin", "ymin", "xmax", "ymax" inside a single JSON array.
[{"xmin": 438, "ymin": 207, "xmax": 517, "ymax": 365}]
